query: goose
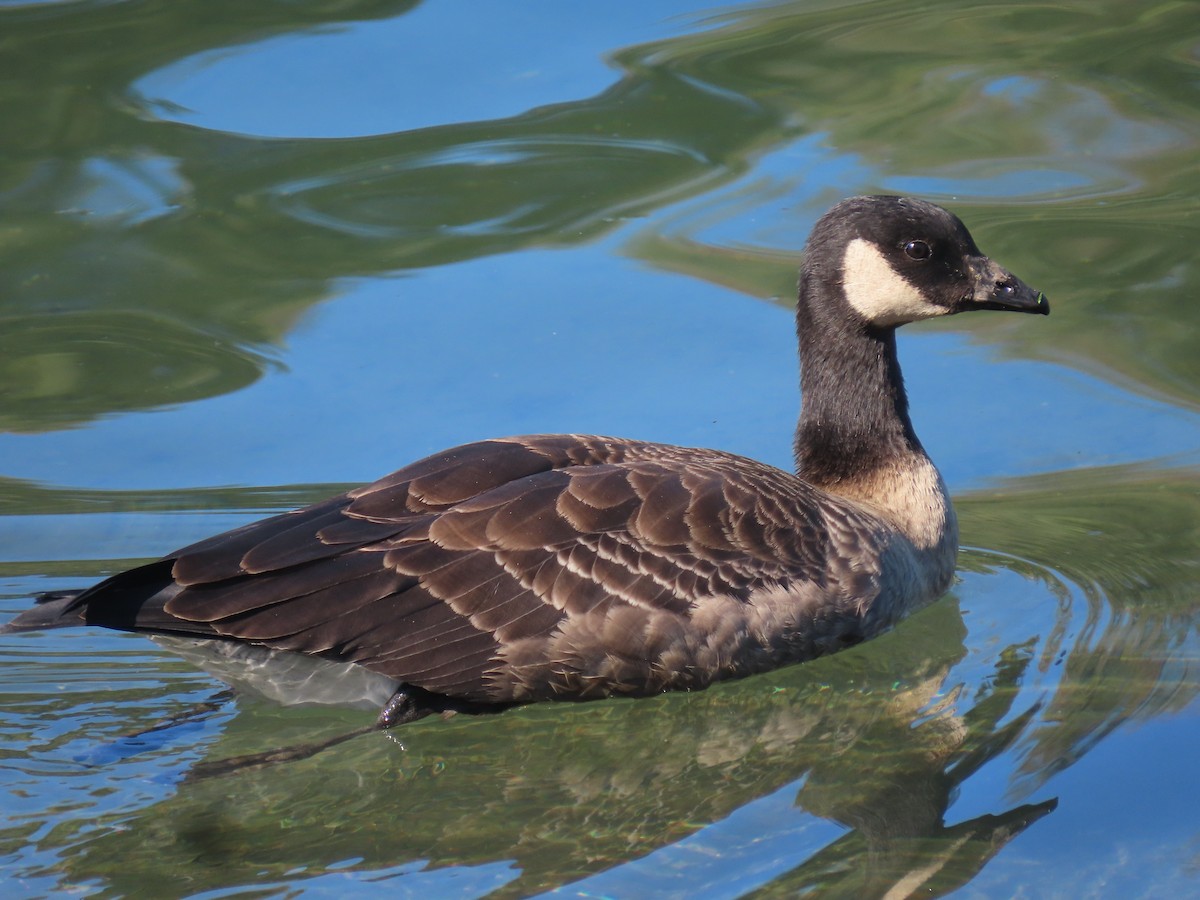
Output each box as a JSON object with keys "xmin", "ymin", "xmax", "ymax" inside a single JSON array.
[{"xmin": 2, "ymin": 196, "xmax": 1048, "ymax": 728}]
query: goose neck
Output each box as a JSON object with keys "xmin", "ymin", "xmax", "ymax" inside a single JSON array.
[{"xmin": 792, "ymin": 281, "xmax": 924, "ymax": 487}]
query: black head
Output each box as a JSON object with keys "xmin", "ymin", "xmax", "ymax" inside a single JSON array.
[{"xmin": 803, "ymin": 195, "xmax": 1048, "ymax": 328}]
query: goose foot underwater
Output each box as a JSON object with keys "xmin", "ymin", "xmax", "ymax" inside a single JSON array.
[{"xmin": 2, "ymin": 196, "xmax": 1048, "ymax": 729}]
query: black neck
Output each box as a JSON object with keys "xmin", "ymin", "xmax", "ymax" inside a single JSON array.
[{"xmin": 793, "ymin": 272, "xmax": 923, "ymax": 484}]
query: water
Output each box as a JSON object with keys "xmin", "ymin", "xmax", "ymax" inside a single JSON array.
[{"xmin": 2, "ymin": 1, "xmax": 1198, "ymax": 897}]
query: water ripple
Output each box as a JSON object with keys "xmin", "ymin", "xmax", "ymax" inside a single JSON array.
[{"xmin": 267, "ymin": 136, "xmax": 723, "ymax": 243}]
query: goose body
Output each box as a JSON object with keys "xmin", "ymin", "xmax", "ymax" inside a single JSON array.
[{"xmin": 3, "ymin": 196, "xmax": 1047, "ymax": 726}]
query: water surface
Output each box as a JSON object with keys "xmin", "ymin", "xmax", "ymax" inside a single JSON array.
[{"xmin": 2, "ymin": 1, "xmax": 1198, "ymax": 897}]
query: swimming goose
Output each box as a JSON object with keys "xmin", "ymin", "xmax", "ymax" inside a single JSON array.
[{"xmin": 3, "ymin": 196, "xmax": 1047, "ymax": 727}]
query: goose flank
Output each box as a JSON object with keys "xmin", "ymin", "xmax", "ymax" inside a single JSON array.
[{"xmin": 2, "ymin": 196, "xmax": 1048, "ymax": 728}]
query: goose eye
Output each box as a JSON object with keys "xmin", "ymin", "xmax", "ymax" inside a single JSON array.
[{"xmin": 904, "ymin": 240, "xmax": 932, "ymax": 260}]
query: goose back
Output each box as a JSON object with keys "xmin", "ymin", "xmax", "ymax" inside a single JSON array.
[{"xmin": 56, "ymin": 434, "xmax": 940, "ymax": 703}]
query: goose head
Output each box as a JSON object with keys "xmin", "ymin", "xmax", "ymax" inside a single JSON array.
[{"xmin": 804, "ymin": 195, "xmax": 1049, "ymax": 328}]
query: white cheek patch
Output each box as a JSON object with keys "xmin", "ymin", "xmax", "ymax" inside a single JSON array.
[{"xmin": 841, "ymin": 238, "xmax": 947, "ymax": 327}]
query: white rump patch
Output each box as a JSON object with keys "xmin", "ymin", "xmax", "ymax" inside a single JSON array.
[{"xmin": 842, "ymin": 239, "xmax": 946, "ymax": 326}]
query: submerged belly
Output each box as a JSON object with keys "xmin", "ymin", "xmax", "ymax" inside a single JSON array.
[{"xmin": 152, "ymin": 636, "xmax": 402, "ymax": 710}]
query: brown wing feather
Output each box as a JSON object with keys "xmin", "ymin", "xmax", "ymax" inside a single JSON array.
[{"xmin": 62, "ymin": 435, "xmax": 880, "ymax": 703}]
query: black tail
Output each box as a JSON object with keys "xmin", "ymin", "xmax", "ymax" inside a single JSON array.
[
  {"xmin": 1, "ymin": 590, "xmax": 87, "ymax": 634},
  {"xmin": 3, "ymin": 560, "xmax": 208, "ymax": 639}
]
